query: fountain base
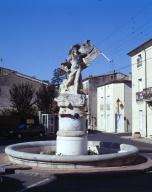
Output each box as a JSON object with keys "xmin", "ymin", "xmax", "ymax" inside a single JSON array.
[{"xmin": 5, "ymin": 141, "xmax": 140, "ymax": 169}]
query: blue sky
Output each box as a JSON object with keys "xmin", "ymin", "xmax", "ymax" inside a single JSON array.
[{"xmin": 0, "ymin": 0, "xmax": 152, "ymax": 81}]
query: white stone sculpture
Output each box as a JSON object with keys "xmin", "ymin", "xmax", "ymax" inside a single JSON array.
[
  {"xmin": 55, "ymin": 40, "xmax": 101, "ymax": 155},
  {"xmin": 59, "ymin": 40, "xmax": 101, "ymax": 95}
]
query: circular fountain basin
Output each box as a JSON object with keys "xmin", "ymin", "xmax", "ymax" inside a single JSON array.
[{"xmin": 5, "ymin": 141, "xmax": 139, "ymax": 169}]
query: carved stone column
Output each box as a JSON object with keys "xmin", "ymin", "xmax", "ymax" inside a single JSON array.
[{"xmin": 55, "ymin": 93, "xmax": 88, "ymax": 155}]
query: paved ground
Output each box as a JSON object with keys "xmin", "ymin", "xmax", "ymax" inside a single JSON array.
[
  {"xmin": 1, "ymin": 132, "xmax": 152, "ymax": 192},
  {"xmin": 1, "ymin": 171, "xmax": 152, "ymax": 192},
  {"xmin": 1, "ymin": 173, "xmax": 55, "ymax": 192},
  {"xmin": 88, "ymin": 132, "xmax": 152, "ymax": 152}
]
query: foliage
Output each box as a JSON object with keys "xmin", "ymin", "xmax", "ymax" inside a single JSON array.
[
  {"xmin": 9, "ymin": 83, "xmax": 35, "ymax": 115},
  {"xmin": 51, "ymin": 68, "xmax": 63, "ymax": 89},
  {"xmin": 36, "ymin": 84, "xmax": 57, "ymax": 113},
  {"xmin": 0, "ymin": 108, "xmax": 14, "ymax": 116},
  {"xmin": 51, "ymin": 100, "xmax": 59, "ymax": 115}
]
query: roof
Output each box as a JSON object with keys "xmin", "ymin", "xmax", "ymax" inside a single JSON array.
[
  {"xmin": 128, "ymin": 38, "xmax": 152, "ymax": 57},
  {"xmin": 83, "ymin": 71, "xmax": 128, "ymax": 82},
  {"xmin": 97, "ymin": 79, "xmax": 132, "ymax": 88},
  {"xmin": 0, "ymin": 67, "xmax": 49, "ymax": 85}
]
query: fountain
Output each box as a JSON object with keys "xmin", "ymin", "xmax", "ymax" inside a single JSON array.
[{"xmin": 5, "ymin": 41, "xmax": 143, "ymax": 172}]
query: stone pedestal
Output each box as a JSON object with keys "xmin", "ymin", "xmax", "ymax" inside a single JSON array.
[
  {"xmin": 55, "ymin": 93, "xmax": 88, "ymax": 156},
  {"xmin": 56, "ymin": 117, "xmax": 88, "ymax": 155}
]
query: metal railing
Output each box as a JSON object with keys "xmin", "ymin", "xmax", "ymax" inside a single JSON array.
[
  {"xmin": 143, "ymin": 87, "xmax": 152, "ymax": 101},
  {"xmin": 136, "ymin": 91, "xmax": 144, "ymax": 101}
]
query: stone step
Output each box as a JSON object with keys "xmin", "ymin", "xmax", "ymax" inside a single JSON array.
[{"xmin": 0, "ymin": 164, "xmax": 32, "ymax": 174}]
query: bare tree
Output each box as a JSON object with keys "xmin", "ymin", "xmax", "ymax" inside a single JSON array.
[{"xmin": 9, "ymin": 83, "xmax": 35, "ymax": 115}]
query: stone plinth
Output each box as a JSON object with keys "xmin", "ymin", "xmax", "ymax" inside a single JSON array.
[
  {"xmin": 56, "ymin": 117, "xmax": 88, "ymax": 155},
  {"xmin": 55, "ymin": 93, "xmax": 87, "ymax": 156}
]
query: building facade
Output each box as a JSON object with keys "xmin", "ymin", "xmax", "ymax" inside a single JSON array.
[
  {"xmin": 0, "ymin": 67, "xmax": 48, "ymax": 112},
  {"xmin": 128, "ymin": 39, "xmax": 152, "ymax": 138},
  {"xmin": 83, "ymin": 72, "xmax": 129, "ymax": 130},
  {"xmin": 97, "ymin": 80, "xmax": 132, "ymax": 133}
]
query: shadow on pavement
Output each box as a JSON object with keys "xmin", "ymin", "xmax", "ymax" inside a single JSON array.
[
  {"xmin": 22, "ymin": 172, "xmax": 152, "ymax": 192},
  {"xmin": 0, "ymin": 175, "xmax": 24, "ymax": 192}
]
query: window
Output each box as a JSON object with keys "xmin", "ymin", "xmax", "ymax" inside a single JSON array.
[
  {"xmin": 106, "ymin": 96, "xmax": 110, "ymax": 110},
  {"xmin": 100, "ymin": 97, "xmax": 104, "ymax": 110},
  {"xmin": 137, "ymin": 54, "xmax": 142, "ymax": 68},
  {"xmin": 138, "ymin": 78, "xmax": 142, "ymax": 92},
  {"xmin": 106, "ymin": 96, "xmax": 110, "ymax": 104}
]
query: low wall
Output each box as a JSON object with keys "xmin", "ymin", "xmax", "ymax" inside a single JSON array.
[{"xmin": 5, "ymin": 141, "xmax": 139, "ymax": 169}]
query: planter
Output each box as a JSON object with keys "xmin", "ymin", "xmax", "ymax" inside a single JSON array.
[{"xmin": 133, "ymin": 132, "xmax": 141, "ymax": 139}]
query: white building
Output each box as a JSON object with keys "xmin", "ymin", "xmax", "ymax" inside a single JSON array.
[
  {"xmin": 128, "ymin": 39, "xmax": 152, "ymax": 138},
  {"xmin": 83, "ymin": 72, "xmax": 129, "ymax": 130},
  {"xmin": 97, "ymin": 80, "xmax": 132, "ymax": 133}
]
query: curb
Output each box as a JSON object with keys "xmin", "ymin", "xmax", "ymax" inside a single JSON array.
[
  {"xmin": 15, "ymin": 169, "xmax": 54, "ymax": 178},
  {"xmin": 11, "ymin": 154, "xmax": 152, "ymax": 176},
  {"xmin": 1, "ymin": 153, "xmax": 152, "ymax": 177},
  {"xmin": 120, "ymin": 136, "xmax": 152, "ymax": 145}
]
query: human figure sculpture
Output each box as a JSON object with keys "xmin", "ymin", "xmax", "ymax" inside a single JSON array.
[
  {"xmin": 55, "ymin": 40, "xmax": 101, "ymax": 116},
  {"xmin": 60, "ymin": 40, "xmax": 101, "ymax": 94}
]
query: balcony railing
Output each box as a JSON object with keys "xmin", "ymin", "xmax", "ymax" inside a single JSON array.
[
  {"xmin": 136, "ymin": 87, "xmax": 152, "ymax": 102},
  {"xmin": 136, "ymin": 91, "xmax": 144, "ymax": 101},
  {"xmin": 143, "ymin": 87, "xmax": 152, "ymax": 101}
]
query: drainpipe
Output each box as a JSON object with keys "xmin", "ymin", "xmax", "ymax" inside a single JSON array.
[{"xmin": 144, "ymin": 50, "xmax": 148, "ymax": 137}]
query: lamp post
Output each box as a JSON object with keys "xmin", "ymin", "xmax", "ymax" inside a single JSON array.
[
  {"xmin": 115, "ymin": 98, "xmax": 121, "ymax": 133},
  {"xmin": 116, "ymin": 98, "xmax": 120, "ymax": 114}
]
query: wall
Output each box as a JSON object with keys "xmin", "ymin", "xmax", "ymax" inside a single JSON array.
[
  {"xmin": 131, "ymin": 46, "xmax": 152, "ymax": 137},
  {"xmin": 97, "ymin": 82, "xmax": 132, "ymax": 133},
  {"xmin": 112, "ymin": 83, "xmax": 125, "ymax": 133},
  {"xmin": 124, "ymin": 83, "xmax": 132, "ymax": 133},
  {"xmin": 131, "ymin": 51, "xmax": 145, "ymax": 137},
  {"xmin": 146, "ymin": 46, "xmax": 152, "ymax": 137},
  {"xmin": 84, "ymin": 73, "xmax": 128, "ymax": 130},
  {"xmin": 0, "ymin": 74, "xmax": 45, "ymax": 111}
]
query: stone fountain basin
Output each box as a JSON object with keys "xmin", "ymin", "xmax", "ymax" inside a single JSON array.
[{"xmin": 5, "ymin": 141, "xmax": 139, "ymax": 169}]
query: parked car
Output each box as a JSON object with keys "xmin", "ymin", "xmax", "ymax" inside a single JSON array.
[{"xmin": 8, "ymin": 124, "xmax": 45, "ymax": 139}]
